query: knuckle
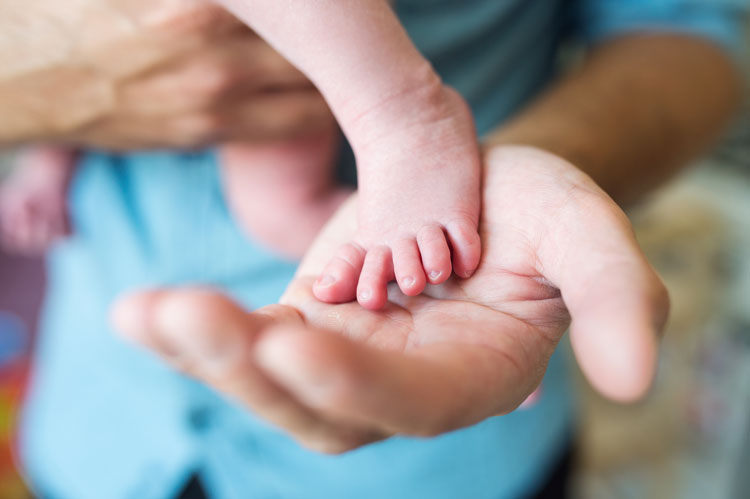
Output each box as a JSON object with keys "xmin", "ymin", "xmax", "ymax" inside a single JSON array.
[
  {"xmin": 197, "ymin": 65, "xmax": 237, "ymax": 98},
  {"xmin": 174, "ymin": 113, "xmax": 224, "ymax": 145},
  {"xmin": 149, "ymin": 4, "xmax": 239, "ymax": 37}
]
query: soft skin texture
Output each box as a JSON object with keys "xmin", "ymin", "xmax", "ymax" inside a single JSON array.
[
  {"xmin": 0, "ymin": 147, "xmax": 75, "ymax": 254},
  {"xmin": 217, "ymin": 0, "xmax": 482, "ymax": 307},
  {"xmin": 219, "ymin": 123, "xmax": 352, "ymax": 260},
  {"xmin": 491, "ymin": 35, "xmax": 742, "ymax": 206},
  {"xmin": 111, "ymin": 33, "xmax": 740, "ymax": 453},
  {"xmin": 113, "ymin": 145, "xmax": 667, "ymax": 453},
  {"xmin": 0, "ymin": 0, "xmax": 331, "ymax": 149},
  {"xmin": 6, "ymin": 126, "xmax": 348, "ymax": 262}
]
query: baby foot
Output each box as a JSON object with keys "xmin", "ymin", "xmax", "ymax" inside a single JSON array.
[
  {"xmin": 314, "ymin": 86, "xmax": 481, "ymax": 309},
  {"xmin": 220, "ymin": 124, "xmax": 350, "ymax": 260},
  {"xmin": 0, "ymin": 147, "xmax": 76, "ymax": 255}
]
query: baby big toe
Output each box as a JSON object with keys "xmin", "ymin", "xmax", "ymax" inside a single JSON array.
[
  {"xmin": 446, "ymin": 221, "xmax": 481, "ymax": 278},
  {"xmin": 356, "ymin": 246, "xmax": 393, "ymax": 310},
  {"xmin": 313, "ymin": 243, "xmax": 366, "ymax": 303},
  {"xmin": 392, "ymin": 239, "xmax": 426, "ymax": 296},
  {"xmin": 417, "ymin": 225, "xmax": 452, "ymax": 285}
]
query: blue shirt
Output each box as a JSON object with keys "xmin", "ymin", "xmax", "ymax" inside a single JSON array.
[{"xmin": 19, "ymin": 1, "xmax": 742, "ymax": 498}]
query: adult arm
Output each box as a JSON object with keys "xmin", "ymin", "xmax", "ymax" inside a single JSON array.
[
  {"xmin": 490, "ymin": 34, "xmax": 742, "ymax": 204},
  {"xmin": 0, "ymin": 0, "xmax": 329, "ymax": 149},
  {"xmin": 481, "ymin": 32, "xmax": 742, "ymax": 405}
]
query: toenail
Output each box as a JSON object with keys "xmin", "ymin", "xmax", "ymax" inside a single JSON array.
[
  {"xmin": 428, "ymin": 270, "xmax": 442, "ymax": 281},
  {"xmin": 317, "ymin": 274, "xmax": 336, "ymax": 286},
  {"xmin": 402, "ymin": 276, "xmax": 415, "ymax": 288},
  {"xmin": 358, "ymin": 289, "xmax": 371, "ymax": 301}
]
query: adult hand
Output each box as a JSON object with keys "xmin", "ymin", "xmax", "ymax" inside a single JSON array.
[
  {"xmin": 112, "ymin": 145, "xmax": 669, "ymax": 453},
  {"xmin": 0, "ymin": 0, "xmax": 330, "ymax": 149}
]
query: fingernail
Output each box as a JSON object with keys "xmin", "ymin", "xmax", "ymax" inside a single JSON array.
[
  {"xmin": 110, "ymin": 293, "xmax": 151, "ymax": 345},
  {"xmin": 317, "ymin": 274, "xmax": 336, "ymax": 287},
  {"xmin": 110, "ymin": 299, "xmax": 138, "ymax": 338},
  {"xmin": 402, "ymin": 276, "xmax": 415, "ymax": 288},
  {"xmin": 358, "ymin": 288, "xmax": 371, "ymax": 301},
  {"xmin": 428, "ymin": 270, "xmax": 442, "ymax": 281}
]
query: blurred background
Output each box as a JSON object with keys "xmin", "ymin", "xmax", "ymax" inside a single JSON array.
[
  {"xmin": 570, "ymin": 22, "xmax": 750, "ymax": 498},
  {"xmin": 0, "ymin": 15, "xmax": 748, "ymax": 499},
  {"xmin": 573, "ymin": 109, "xmax": 750, "ymax": 499}
]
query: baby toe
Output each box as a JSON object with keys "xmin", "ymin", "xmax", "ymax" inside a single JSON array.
[
  {"xmin": 313, "ymin": 243, "xmax": 366, "ymax": 303},
  {"xmin": 446, "ymin": 221, "xmax": 481, "ymax": 278},
  {"xmin": 391, "ymin": 238, "xmax": 426, "ymax": 296},
  {"xmin": 356, "ymin": 246, "xmax": 393, "ymax": 310},
  {"xmin": 417, "ymin": 225, "xmax": 452, "ymax": 285}
]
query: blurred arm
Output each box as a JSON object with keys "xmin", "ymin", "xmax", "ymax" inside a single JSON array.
[
  {"xmin": 0, "ymin": 1, "xmax": 330, "ymax": 149},
  {"xmin": 0, "ymin": 0, "xmax": 230, "ymax": 144},
  {"xmin": 488, "ymin": 34, "xmax": 742, "ymax": 204}
]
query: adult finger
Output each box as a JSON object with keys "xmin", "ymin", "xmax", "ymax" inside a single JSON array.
[
  {"xmin": 110, "ymin": 288, "xmax": 379, "ymax": 453},
  {"xmin": 81, "ymin": 1, "xmax": 245, "ymax": 79},
  {"xmin": 542, "ymin": 193, "xmax": 669, "ymax": 402},
  {"xmin": 253, "ymin": 323, "xmax": 541, "ymax": 437},
  {"xmin": 75, "ymin": 88, "xmax": 331, "ymax": 149},
  {"xmin": 217, "ymin": 89, "xmax": 332, "ymax": 142},
  {"xmin": 117, "ymin": 35, "xmax": 310, "ymax": 117}
]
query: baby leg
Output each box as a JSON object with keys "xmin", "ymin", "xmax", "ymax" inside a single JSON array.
[
  {"xmin": 314, "ymin": 86, "xmax": 482, "ymax": 309},
  {"xmin": 0, "ymin": 147, "xmax": 76, "ymax": 255},
  {"xmin": 219, "ymin": 122, "xmax": 351, "ymax": 260}
]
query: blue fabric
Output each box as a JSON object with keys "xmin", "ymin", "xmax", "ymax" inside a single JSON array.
[
  {"xmin": 576, "ymin": 0, "xmax": 746, "ymax": 59},
  {"xmin": 20, "ymin": 1, "xmax": 741, "ymax": 498}
]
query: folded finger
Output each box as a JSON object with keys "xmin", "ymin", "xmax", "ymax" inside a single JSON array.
[
  {"xmin": 111, "ymin": 288, "xmax": 379, "ymax": 453},
  {"xmin": 254, "ymin": 326, "xmax": 534, "ymax": 437},
  {"xmin": 118, "ymin": 36, "xmax": 310, "ymax": 117},
  {"xmin": 543, "ymin": 198, "xmax": 668, "ymax": 402}
]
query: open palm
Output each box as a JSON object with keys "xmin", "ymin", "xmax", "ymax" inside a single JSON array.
[{"xmin": 113, "ymin": 145, "xmax": 668, "ymax": 453}]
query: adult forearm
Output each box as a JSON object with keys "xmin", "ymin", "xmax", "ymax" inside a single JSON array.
[
  {"xmin": 487, "ymin": 34, "xmax": 742, "ymax": 205},
  {"xmin": 0, "ymin": 0, "xmax": 168, "ymax": 144},
  {"xmin": 0, "ymin": 0, "xmax": 252, "ymax": 148}
]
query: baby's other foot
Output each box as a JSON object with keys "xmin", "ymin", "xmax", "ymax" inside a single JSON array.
[
  {"xmin": 220, "ymin": 124, "xmax": 350, "ymax": 260},
  {"xmin": 0, "ymin": 147, "xmax": 76, "ymax": 255},
  {"xmin": 314, "ymin": 86, "xmax": 482, "ymax": 309}
]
